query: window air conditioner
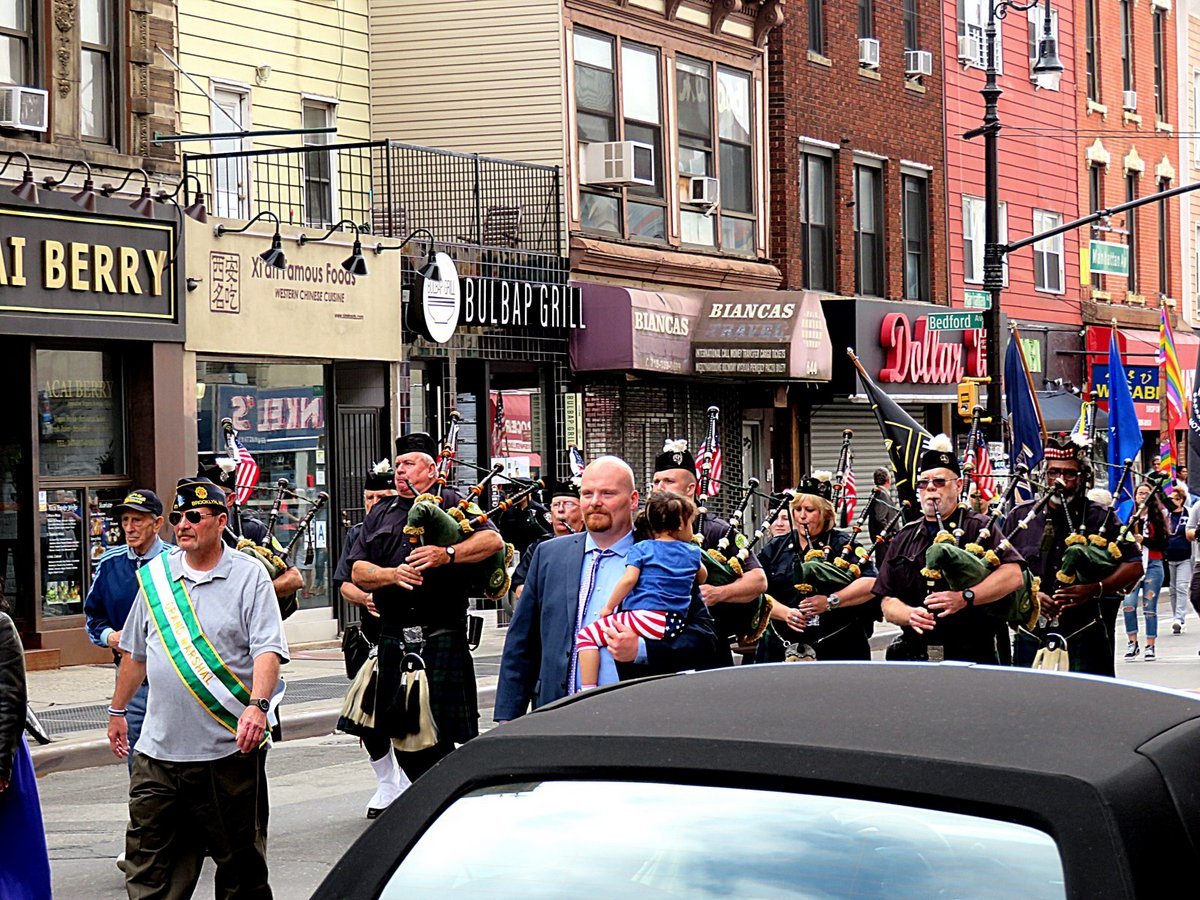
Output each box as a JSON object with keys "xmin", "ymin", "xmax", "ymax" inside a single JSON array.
[
  {"xmin": 1123, "ymin": 90, "xmax": 1138, "ymax": 111},
  {"xmin": 905, "ymin": 50, "xmax": 934, "ymax": 77},
  {"xmin": 687, "ymin": 176, "xmax": 720, "ymax": 206},
  {"xmin": 957, "ymin": 34, "xmax": 982, "ymax": 66},
  {"xmin": 0, "ymin": 86, "xmax": 48, "ymax": 132},
  {"xmin": 858, "ymin": 38, "xmax": 881, "ymax": 69},
  {"xmin": 582, "ymin": 141, "xmax": 655, "ymax": 187}
]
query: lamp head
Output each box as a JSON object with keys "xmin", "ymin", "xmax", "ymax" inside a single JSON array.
[
  {"xmin": 342, "ymin": 237, "xmax": 368, "ymax": 275},
  {"xmin": 129, "ymin": 184, "xmax": 156, "ymax": 218},
  {"xmin": 12, "ymin": 167, "xmax": 38, "ymax": 203},
  {"xmin": 259, "ymin": 232, "xmax": 287, "ymax": 270},
  {"xmin": 184, "ymin": 189, "xmax": 208, "ymax": 223}
]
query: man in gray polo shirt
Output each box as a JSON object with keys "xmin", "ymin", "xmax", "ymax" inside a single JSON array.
[{"xmin": 108, "ymin": 478, "xmax": 288, "ymax": 899}]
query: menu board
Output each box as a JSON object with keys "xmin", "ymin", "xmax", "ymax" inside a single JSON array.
[
  {"xmin": 89, "ymin": 489, "xmax": 127, "ymax": 563},
  {"xmin": 41, "ymin": 489, "xmax": 84, "ymax": 616}
]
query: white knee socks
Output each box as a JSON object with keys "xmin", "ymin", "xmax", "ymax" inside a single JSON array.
[{"xmin": 367, "ymin": 751, "xmax": 412, "ymax": 814}]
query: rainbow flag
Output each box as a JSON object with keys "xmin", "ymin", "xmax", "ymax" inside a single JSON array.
[{"xmin": 1159, "ymin": 307, "xmax": 1186, "ymax": 472}]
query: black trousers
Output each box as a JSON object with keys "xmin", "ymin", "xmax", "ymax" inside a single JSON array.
[{"xmin": 125, "ymin": 750, "xmax": 271, "ymax": 900}]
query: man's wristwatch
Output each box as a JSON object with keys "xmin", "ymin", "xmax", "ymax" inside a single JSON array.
[
  {"xmin": 445, "ymin": 545, "xmax": 456, "ymax": 563},
  {"xmin": 962, "ymin": 588, "xmax": 976, "ymax": 607},
  {"xmin": 248, "ymin": 698, "xmax": 270, "ymax": 713},
  {"xmin": 827, "ymin": 593, "xmax": 841, "ymax": 610}
]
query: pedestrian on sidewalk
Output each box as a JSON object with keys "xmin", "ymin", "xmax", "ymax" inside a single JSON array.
[
  {"xmin": 1123, "ymin": 484, "xmax": 1168, "ymax": 661},
  {"xmin": 332, "ymin": 461, "xmax": 412, "ymax": 819},
  {"xmin": 108, "ymin": 479, "xmax": 288, "ymax": 899},
  {"xmin": 0, "ymin": 605, "xmax": 52, "ymax": 900},
  {"xmin": 1165, "ymin": 487, "xmax": 1193, "ymax": 636}
]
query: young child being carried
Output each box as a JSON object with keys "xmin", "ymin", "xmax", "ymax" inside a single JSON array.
[{"xmin": 576, "ymin": 490, "xmax": 707, "ymax": 690}]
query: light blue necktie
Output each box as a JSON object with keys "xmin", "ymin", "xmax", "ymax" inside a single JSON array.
[{"xmin": 567, "ymin": 548, "xmax": 613, "ymax": 694}]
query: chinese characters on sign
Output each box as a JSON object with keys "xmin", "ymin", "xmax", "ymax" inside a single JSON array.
[{"xmin": 210, "ymin": 252, "xmax": 241, "ymax": 314}]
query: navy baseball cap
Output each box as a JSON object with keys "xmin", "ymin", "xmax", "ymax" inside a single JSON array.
[{"xmin": 114, "ymin": 489, "xmax": 164, "ymax": 517}]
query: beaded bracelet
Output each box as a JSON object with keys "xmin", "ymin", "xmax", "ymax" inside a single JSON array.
[{"xmin": 107, "ymin": 707, "xmax": 127, "ymax": 717}]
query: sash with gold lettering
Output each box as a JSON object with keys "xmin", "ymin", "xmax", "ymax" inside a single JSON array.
[{"xmin": 136, "ymin": 550, "xmax": 266, "ymax": 744}]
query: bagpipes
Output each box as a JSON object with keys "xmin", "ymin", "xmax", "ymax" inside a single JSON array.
[
  {"xmin": 698, "ymin": 476, "xmax": 775, "ymax": 646},
  {"xmin": 695, "ymin": 405, "xmax": 720, "ymax": 535},
  {"xmin": 399, "ymin": 462, "xmax": 532, "ymax": 601},
  {"xmin": 831, "ymin": 428, "xmax": 853, "ymax": 519},
  {"xmin": 1055, "ymin": 458, "xmax": 1137, "ymax": 588},
  {"xmin": 792, "ymin": 487, "xmax": 878, "ymax": 601}
]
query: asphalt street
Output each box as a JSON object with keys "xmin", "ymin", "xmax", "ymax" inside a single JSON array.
[{"xmin": 43, "ymin": 733, "xmax": 381, "ymax": 900}]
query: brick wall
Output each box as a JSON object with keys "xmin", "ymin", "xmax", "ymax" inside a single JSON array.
[{"xmin": 768, "ymin": 0, "xmax": 947, "ymax": 302}]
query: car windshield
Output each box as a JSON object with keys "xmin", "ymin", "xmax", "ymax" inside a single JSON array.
[{"xmin": 381, "ymin": 780, "xmax": 1066, "ymax": 898}]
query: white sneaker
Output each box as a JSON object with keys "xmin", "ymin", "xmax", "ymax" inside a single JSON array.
[{"xmin": 1173, "ymin": 621, "xmax": 1183, "ymax": 635}]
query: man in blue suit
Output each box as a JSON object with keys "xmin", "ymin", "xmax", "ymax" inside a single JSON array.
[{"xmin": 495, "ymin": 456, "xmax": 723, "ymax": 721}]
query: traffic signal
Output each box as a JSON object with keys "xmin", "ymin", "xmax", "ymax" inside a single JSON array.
[{"xmin": 957, "ymin": 382, "xmax": 979, "ymax": 421}]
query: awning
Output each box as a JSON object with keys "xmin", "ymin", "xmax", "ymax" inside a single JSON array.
[
  {"xmin": 568, "ymin": 284, "xmax": 833, "ymax": 380},
  {"xmin": 569, "ymin": 283, "xmax": 701, "ymax": 375},
  {"xmin": 1038, "ymin": 390, "xmax": 1107, "ymax": 434},
  {"xmin": 1085, "ymin": 324, "xmax": 1200, "ymax": 430}
]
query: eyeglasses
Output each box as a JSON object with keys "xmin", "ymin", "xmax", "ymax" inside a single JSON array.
[
  {"xmin": 1045, "ymin": 468, "xmax": 1080, "ymax": 479},
  {"xmin": 169, "ymin": 509, "xmax": 218, "ymax": 526},
  {"xmin": 916, "ymin": 477, "xmax": 953, "ymax": 490}
]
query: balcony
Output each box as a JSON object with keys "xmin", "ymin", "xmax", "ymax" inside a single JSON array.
[{"xmin": 183, "ymin": 140, "xmax": 566, "ymax": 285}]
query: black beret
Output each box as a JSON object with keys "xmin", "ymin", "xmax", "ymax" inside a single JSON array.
[
  {"xmin": 545, "ymin": 477, "xmax": 580, "ymax": 501},
  {"xmin": 795, "ymin": 474, "xmax": 833, "ymax": 502},
  {"xmin": 174, "ymin": 477, "xmax": 226, "ymax": 511},
  {"xmin": 395, "ymin": 432, "xmax": 438, "ymax": 459},
  {"xmin": 364, "ymin": 462, "xmax": 395, "ymax": 491}
]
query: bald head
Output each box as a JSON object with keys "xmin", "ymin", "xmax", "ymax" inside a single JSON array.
[{"xmin": 580, "ymin": 455, "xmax": 639, "ymax": 546}]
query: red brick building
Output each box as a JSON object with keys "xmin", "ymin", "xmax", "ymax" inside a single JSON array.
[{"xmin": 769, "ymin": 0, "xmax": 947, "ymax": 304}]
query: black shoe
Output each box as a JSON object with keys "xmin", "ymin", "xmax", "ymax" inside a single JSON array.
[
  {"xmin": 367, "ymin": 806, "xmax": 384, "ymax": 820},
  {"xmin": 1124, "ymin": 641, "xmax": 1140, "ymax": 659}
]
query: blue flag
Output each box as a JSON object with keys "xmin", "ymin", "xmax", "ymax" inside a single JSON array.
[
  {"xmin": 1107, "ymin": 330, "xmax": 1142, "ymax": 503},
  {"xmin": 1004, "ymin": 336, "xmax": 1044, "ymax": 473}
]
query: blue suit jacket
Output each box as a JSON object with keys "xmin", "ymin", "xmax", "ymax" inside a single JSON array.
[{"xmin": 494, "ymin": 532, "xmax": 724, "ymax": 721}]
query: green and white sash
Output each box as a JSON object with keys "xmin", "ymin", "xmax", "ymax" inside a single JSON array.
[{"xmin": 136, "ymin": 550, "xmax": 266, "ymax": 742}]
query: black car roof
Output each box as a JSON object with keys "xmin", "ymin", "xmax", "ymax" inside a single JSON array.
[{"xmin": 314, "ymin": 664, "xmax": 1200, "ymax": 899}]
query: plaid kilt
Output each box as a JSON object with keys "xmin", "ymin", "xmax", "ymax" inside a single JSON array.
[{"xmin": 372, "ymin": 629, "xmax": 479, "ymax": 745}]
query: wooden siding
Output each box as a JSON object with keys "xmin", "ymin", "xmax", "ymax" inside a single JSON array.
[
  {"xmin": 368, "ymin": 0, "xmax": 566, "ymax": 168},
  {"xmin": 177, "ymin": 0, "xmax": 372, "ymax": 148},
  {"xmin": 1183, "ymin": 2, "xmax": 1200, "ymax": 325}
]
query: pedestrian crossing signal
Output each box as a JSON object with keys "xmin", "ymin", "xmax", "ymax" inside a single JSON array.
[{"xmin": 957, "ymin": 382, "xmax": 979, "ymax": 421}]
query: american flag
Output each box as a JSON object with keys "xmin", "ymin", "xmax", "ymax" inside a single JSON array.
[
  {"xmin": 696, "ymin": 433, "xmax": 723, "ymax": 496},
  {"xmin": 967, "ymin": 431, "xmax": 996, "ymax": 501},
  {"xmin": 569, "ymin": 445, "xmax": 585, "ymax": 479},
  {"xmin": 229, "ymin": 432, "xmax": 261, "ymax": 506},
  {"xmin": 840, "ymin": 454, "xmax": 858, "ymax": 521}
]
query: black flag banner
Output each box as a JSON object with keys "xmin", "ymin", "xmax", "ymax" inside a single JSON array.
[
  {"xmin": 848, "ymin": 348, "xmax": 932, "ymax": 514},
  {"xmin": 1189, "ymin": 353, "xmax": 1200, "ymax": 498}
]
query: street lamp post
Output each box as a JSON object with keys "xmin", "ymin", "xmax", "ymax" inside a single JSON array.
[{"xmin": 973, "ymin": 0, "xmax": 1063, "ymax": 440}]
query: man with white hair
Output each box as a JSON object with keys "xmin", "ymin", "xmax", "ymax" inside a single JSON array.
[{"xmin": 494, "ymin": 455, "xmax": 723, "ymax": 721}]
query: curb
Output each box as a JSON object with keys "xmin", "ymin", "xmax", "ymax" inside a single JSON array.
[{"xmin": 32, "ymin": 686, "xmax": 499, "ymax": 778}]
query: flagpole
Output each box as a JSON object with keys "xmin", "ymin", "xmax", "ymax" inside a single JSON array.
[{"xmin": 1010, "ymin": 323, "xmax": 1047, "ymax": 441}]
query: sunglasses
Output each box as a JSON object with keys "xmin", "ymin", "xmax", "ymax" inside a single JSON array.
[
  {"xmin": 169, "ymin": 509, "xmax": 218, "ymax": 526},
  {"xmin": 1045, "ymin": 468, "xmax": 1080, "ymax": 479},
  {"xmin": 916, "ymin": 477, "xmax": 953, "ymax": 490}
]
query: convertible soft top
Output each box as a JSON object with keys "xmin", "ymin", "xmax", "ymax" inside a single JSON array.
[{"xmin": 316, "ymin": 664, "xmax": 1200, "ymax": 898}]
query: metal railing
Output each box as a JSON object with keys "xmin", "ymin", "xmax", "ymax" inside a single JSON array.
[{"xmin": 183, "ymin": 140, "xmax": 565, "ymax": 283}]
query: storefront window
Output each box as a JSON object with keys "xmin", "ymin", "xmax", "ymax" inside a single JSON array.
[
  {"xmin": 488, "ymin": 388, "xmax": 545, "ymax": 489},
  {"xmin": 197, "ymin": 360, "xmax": 331, "ymax": 612},
  {"xmin": 37, "ymin": 349, "xmax": 125, "ymax": 477}
]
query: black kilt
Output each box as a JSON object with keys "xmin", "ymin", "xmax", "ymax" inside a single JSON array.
[{"xmin": 372, "ymin": 629, "xmax": 479, "ymax": 746}]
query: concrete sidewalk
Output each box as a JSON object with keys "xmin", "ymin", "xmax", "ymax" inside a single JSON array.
[{"xmin": 29, "ymin": 611, "xmax": 511, "ymax": 776}]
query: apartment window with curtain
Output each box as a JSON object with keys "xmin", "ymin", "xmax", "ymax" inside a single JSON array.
[
  {"xmin": 902, "ymin": 173, "xmax": 929, "ymax": 301},
  {"xmin": 716, "ymin": 68, "xmax": 754, "ymax": 254},
  {"xmin": 963, "ymin": 195, "xmax": 1008, "ymax": 286},
  {"xmin": 1126, "ymin": 172, "xmax": 1139, "ymax": 294},
  {"xmin": 0, "ymin": 0, "xmax": 33, "ymax": 87},
  {"xmin": 1153, "ymin": 9, "xmax": 1166, "ymax": 121},
  {"xmin": 808, "ymin": 0, "xmax": 825, "ymax": 55},
  {"xmin": 959, "ymin": 0, "xmax": 998, "ymax": 70},
  {"xmin": 799, "ymin": 151, "xmax": 834, "ymax": 291},
  {"xmin": 677, "ymin": 56, "xmax": 714, "ymax": 247},
  {"xmin": 1088, "ymin": 164, "xmax": 1105, "ymax": 291},
  {"xmin": 858, "ymin": 0, "xmax": 874, "ymax": 40},
  {"xmin": 302, "ymin": 101, "xmax": 335, "ymax": 227},
  {"xmin": 1032, "ymin": 210, "xmax": 1064, "ymax": 294},
  {"xmin": 904, "ymin": 0, "xmax": 920, "ymax": 52},
  {"xmin": 80, "ymin": 0, "xmax": 114, "ymax": 144},
  {"xmin": 575, "ymin": 31, "xmax": 666, "ymax": 242},
  {"xmin": 1085, "ymin": 0, "xmax": 1099, "ymax": 102},
  {"xmin": 1158, "ymin": 177, "xmax": 1170, "ymax": 297},
  {"xmin": 853, "ymin": 163, "xmax": 883, "ymax": 297},
  {"xmin": 1121, "ymin": 0, "xmax": 1133, "ymax": 94}
]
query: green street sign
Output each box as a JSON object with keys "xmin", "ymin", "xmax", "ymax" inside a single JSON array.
[
  {"xmin": 927, "ymin": 311, "xmax": 985, "ymax": 331},
  {"xmin": 964, "ymin": 290, "xmax": 991, "ymax": 310},
  {"xmin": 1089, "ymin": 240, "xmax": 1129, "ymax": 276}
]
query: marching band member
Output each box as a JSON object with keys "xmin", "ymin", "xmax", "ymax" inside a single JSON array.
[
  {"xmin": 347, "ymin": 432, "xmax": 504, "ymax": 782},
  {"xmin": 512, "ymin": 478, "xmax": 584, "ymax": 600},
  {"xmin": 875, "ymin": 435, "xmax": 1024, "ymax": 664},
  {"xmin": 758, "ymin": 474, "xmax": 879, "ymax": 661},
  {"xmin": 1002, "ymin": 435, "xmax": 1142, "ymax": 676}
]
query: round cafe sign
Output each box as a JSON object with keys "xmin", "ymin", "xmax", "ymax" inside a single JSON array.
[{"xmin": 418, "ymin": 252, "xmax": 461, "ymax": 343}]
